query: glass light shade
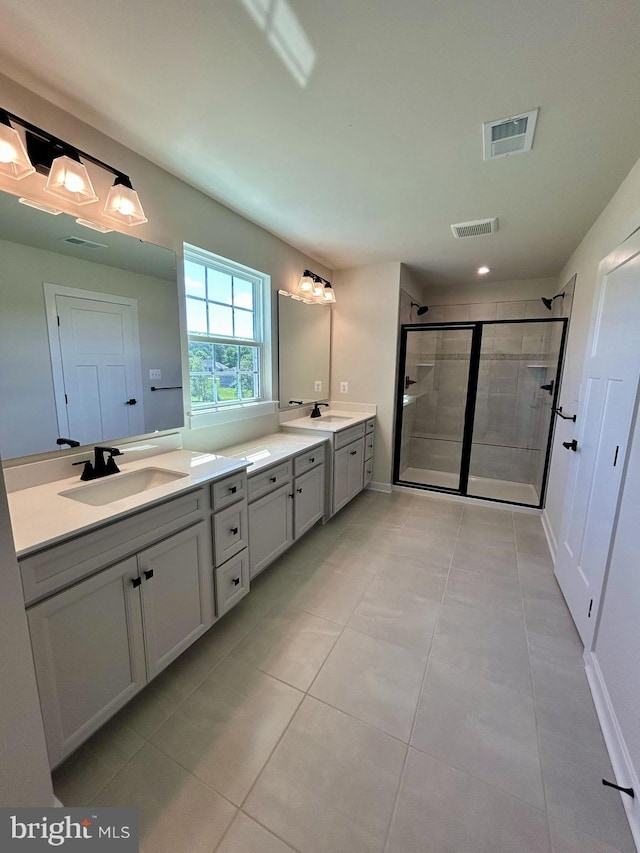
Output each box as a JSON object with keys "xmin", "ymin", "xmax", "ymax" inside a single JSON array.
[
  {"xmin": 322, "ymin": 283, "xmax": 336, "ymax": 303},
  {"xmin": 102, "ymin": 182, "xmax": 148, "ymax": 226},
  {"xmin": 44, "ymin": 155, "xmax": 98, "ymax": 205},
  {"xmin": 311, "ymin": 280, "xmax": 324, "ymax": 298},
  {"xmin": 0, "ymin": 124, "xmax": 35, "ymax": 179},
  {"xmin": 297, "ymin": 273, "xmax": 315, "ymax": 295},
  {"xmin": 75, "ymin": 218, "xmax": 113, "ymax": 233}
]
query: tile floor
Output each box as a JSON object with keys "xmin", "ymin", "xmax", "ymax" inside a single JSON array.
[{"xmin": 52, "ymin": 490, "xmax": 636, "ymax": 853}]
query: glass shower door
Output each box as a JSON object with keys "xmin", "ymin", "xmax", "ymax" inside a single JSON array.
[{"xmin": 395, "ymin": 325, "xmax": 475, "ymax": 491}]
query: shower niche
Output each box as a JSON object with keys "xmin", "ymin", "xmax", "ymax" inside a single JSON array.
[{"xmin": 394, "ymin": 318, "xmax": 568, "ymax": 507}]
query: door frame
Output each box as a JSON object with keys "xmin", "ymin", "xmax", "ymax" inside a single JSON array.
[
  {"xmin": 43, "ymin": 283, "xmax": 144, "ymax": 440},
  {"xmin": 393, "ymin": 317, "xmax": 569, "ymax": 508}
]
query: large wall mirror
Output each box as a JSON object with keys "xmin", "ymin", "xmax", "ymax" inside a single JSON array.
[
  {"xmin": 278, "ymin": 293, "xmax": 331, "ymax": 408},
  {"xmin": 0, "ymin": 192, "xmax": 183, "ymax": 460}
]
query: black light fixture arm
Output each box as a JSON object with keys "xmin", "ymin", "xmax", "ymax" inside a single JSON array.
[
  {"xmin": 2, "ymin": 107, "xmax": 131, "ymax": 184},
  {"xmin": 303, "ymin": 268, "xmax": 331, "ymax": 287}
]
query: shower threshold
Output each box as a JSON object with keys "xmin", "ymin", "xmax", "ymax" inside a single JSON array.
[{"xmin": 400, "ymin": 467, "xmax": 539, "ymax": 505}]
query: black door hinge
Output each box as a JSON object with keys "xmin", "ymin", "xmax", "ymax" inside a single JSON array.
[
  {"xmin": 588, "ymin": 599, "xmax": 593, "ymax": 618},
  {"xmin": 64, "ymin": 393, "xmax": 68, "ymax": 404}
]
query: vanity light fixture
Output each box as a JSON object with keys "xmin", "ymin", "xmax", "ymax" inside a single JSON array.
[
  {"xmin": 0, "ymin": 109, "xmax": 35, "ymax": 179},
  {"xmin": 18, "ymin": 197, "xmax": 63, "ymax": 215},
  {"xmin": 75, "ymin": 218, "xmax": 113, "ymax": 234},
  {"xmin": 296, "ymin": 269, "xmax": 336, "ymax": 304},
  {"xmin": 0, "ymin": 107, "xmax": 148, "ymax": 226}
]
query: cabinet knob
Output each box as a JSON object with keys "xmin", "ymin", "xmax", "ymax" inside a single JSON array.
[
  {"xmin": 350, "ymin": 450, "xmax": 357, "ymax": 456},
  {"xmin": 144, "ymin": 569, "xmax": 154, "ymax": 580},
  {"xmin": 297, "ymin": 487, "xmax": 303, "ymax": 494},
  {"xmin": 229, "ymin": 485, "xmax": 237, "ymax": 494},
  {"xmin": 131, "ymin": 577, "xmax": 142, "ymax": 588},
  {"xmin": 232, "ymin": 577, "xmax": 240, "ymax": 586},
  {"xmin": 270, "ymin": 476, "xmax": 277, "ymax": 483},
  {"xmin": 309, "ymin": 457, "xmax": 315, "ymax": 463},
  {"xmin": 289, "ymin": 493, "xmax": 294, "ymax": 499},
  {"xmin": 230, "ymin": 526, "xmax": 239, "ymax": 535}
]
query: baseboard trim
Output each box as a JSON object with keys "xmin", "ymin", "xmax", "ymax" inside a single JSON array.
[
  {"xmin": 367, "ymin": 481, "xmax": 392, "ymax": 493},
  {"xmin": 541, "ymin": 509, "xmax": 558, "ymax": 563},
  {"xmin": 585, "ymin": 651, "xmax": 640, "ymax": 850}
]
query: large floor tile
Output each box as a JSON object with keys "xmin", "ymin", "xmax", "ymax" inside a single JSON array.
[
  {"xmin": 386, "ymin": 748, "xmax": 551, "ymax": 853},
  {"xmin": 287, "ymin": 567, "xmax": 371, "ymax": 625},
  {"xmin": 244, "ymin": 697, "xmax": 406, "ymax": 853},
  {"xmin": 457, "ymin": 517, "xmax": 517, "ymax": 547},
  {"xmin": 549, "ymin": 818, "xmax": 634, "ymax": 853},
  {"xmin": 412, "ymin": 660, "xmax": 544, "ymax": 809},
  {"xmin": 150, "ymin": 657, "xmax": 302, "ymax": 804},
  {"xmin": 444, "ymin": 564, "xmax": 523, "ymax": 615},
  {"xmin": 382, "ymin": 529, "xmax": 456, "ymax": 569},
  {"xmin": 516, "ymin": 530, "xmax": 553, "ymax": 559},
  {"xmin": 231, "ymin": 604, "xmax": 342, "ymax": 690},
  {"xmin": 452, "ymin": 537, "xmax": 518, "ymax": 575},
  {"xmin": 403, "ymin": 512, "xmax": 461, "ymax": 537},
  {"xmin": 309, "ymin": 628, "xmax": 426, "ymax": 740},
  {"xmin": 524, "ymin": 588, "xmax": 584, "ymax": 666},
  {"xmin": 92, "ymin": 743, "xmax": 236, "ymax": 853},
  {"xmin": 408, "ymin": 496, "xmax": 464, "ymax": 522},
  {"xmin": 539, "ymin": 728, "xmax": 636, "ymax": 852},
  {"xmin": 53, "ymin": 716, "xmax": 145, "ymax": 806},
  {"xmin": 216, "ymin": 812, "xmax": 296, "ymax": 853},
  {"xmin": 373, "ymin": 560, "xmax": 447, "ymax": 601},
  {"xmin": 430, "ymin": 601, "xmax": 532, "ymax": 695},
  {"xmin": 348, "ymin": 583, "xmax": 441, "ymax": 653}
]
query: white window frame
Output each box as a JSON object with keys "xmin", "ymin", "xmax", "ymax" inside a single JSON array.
[{"xmin": 183, "ymin": 244, "xmax": 274, "ymax": 428}]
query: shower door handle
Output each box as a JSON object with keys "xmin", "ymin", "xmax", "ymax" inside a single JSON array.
[{"xmin": 562, "ymin": 440, "xmax": 578, "ymax": 452}]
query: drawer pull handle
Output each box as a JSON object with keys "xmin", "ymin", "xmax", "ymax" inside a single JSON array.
[
  {"xmin": 230, "ymin": 526, "xmax": 239, "ymax": 535},
  {"xmin": 229, "ymin": 486, "xmax": 237, "ymax": 494},
  {"xmin": 270, "ymin": 476, "xmax": 277, "ymax": 483},
  {"xmin": 131, "ymin": 577, "xmax": 142, "ymax": 588},
  {"xmin": 350, "ymin": 450, "xmax": 357, "ymax": 456},
  {"xmin": 144, "ymin": 569, "xmax": 154, "ymax": 580},
  {"xmin": 232, "ymin": 577, "xmax": 240, "ymax": 586},
  {"xmin": 309, "ymin": 457, "xmax": 315, "ymax": 463}
]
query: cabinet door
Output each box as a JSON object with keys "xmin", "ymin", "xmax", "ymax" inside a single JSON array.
[
  {"xmin": 138, "ymin": 522, "xmax": 214, "ymax": 681},
  {"xmin": 27, "ymin": 557, "xmax": 146, "ymax": 767},
  {"xmin": 294, "ymin": 464, "xmax": 325, "ymax": 539},
  {"xmin": 333, "ymin": 438, "xmax": 364, "ymax": 513},
  {"xmin": 248, "ymin": 482, "xmax": 294, "ymax": 579}
]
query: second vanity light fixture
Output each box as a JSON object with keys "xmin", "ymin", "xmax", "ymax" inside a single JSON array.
[
  {"xmin": 0, "ymin": 108, "xmax": 147, "ymax": 227},
  {"xmin": 297, "ymin": 269, "xmax": 336, "ymax": 304}
]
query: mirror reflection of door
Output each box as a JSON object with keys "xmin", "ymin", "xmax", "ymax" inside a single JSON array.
[{"xmin": 45, "ymin": 284, "xmax": 145, "ymax": 446}]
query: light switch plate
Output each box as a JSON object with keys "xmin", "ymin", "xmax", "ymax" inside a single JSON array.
[
  {"xmin": 149, "ymin": 369, "xmax": 162, "ymax": 380},
  {"xmin": 340, "ymin": 381, "xmax": 349, "ymax": 393}
]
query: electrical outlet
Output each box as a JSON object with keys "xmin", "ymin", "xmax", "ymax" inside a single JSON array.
[
  {"xmin": 149, "ymin": 369, "xmax": 162, "ymax": 380},
  {"xmin": 314, "ymin": 380, "xmax": 322, "ymax": 392},
  {"xmin": 340, "ymin": 381, "xmax": 349, "ymax": 393}
]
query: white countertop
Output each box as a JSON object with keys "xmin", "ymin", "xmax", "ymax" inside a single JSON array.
[
  {"xmin": 281, "ymin": 411, "xmax": 373, "ymax": 433},
  {"xmin": 216, "ymin": 432, "xmax": 328, "ymax": 474},
  {"xmin": 9, "ymin": 449, "xmax": 247, "ymax": 557}
]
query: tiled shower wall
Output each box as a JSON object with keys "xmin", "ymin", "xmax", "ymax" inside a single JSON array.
[{"xmin": 405, "ymin": 298, "xmax": 565, "ymax": 487}]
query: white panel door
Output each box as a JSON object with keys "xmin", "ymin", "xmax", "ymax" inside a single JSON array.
[
  {"xmin": 555, "ymin": 242, "xmax": 640, "ymax": 647},
  {"xmin": 55, "ymin": 292, "xmax": 144, "ymax": 444}
]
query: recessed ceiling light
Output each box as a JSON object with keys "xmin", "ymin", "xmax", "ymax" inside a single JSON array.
[{"xmin": 477, "ymin": 266, "xmax": 490, "ymax": 275}]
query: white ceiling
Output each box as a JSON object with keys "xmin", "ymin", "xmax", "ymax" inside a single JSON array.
[{"xmin": 1, "ymin": 0, "xmax": 639, "ymax": 285}]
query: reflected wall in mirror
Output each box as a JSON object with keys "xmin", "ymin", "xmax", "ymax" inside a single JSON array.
[
  {"xmin": 0, "ymin": 192, "xmax": 183, "ymax": 459},
  {"xmin": 278, "ymin": 293, "xmax": 331, "ymax": 408}
]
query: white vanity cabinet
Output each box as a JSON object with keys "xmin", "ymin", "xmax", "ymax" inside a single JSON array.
[
  {"xmin": 27, "ymin": 514, "xmax": 214, "ymax": 767},
  {"xmin": 333, "ymin": 437, "xmax": 365, "ymax": 513},
  {"xmin": 247, "ymin": 447, "xmax": 325, "ymax": 579}
]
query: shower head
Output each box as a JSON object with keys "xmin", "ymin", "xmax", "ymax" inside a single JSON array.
[
  {"xmin": 410, "ymin": 301, "xmax": 429, "ymax": 316},
  {"xmin": 541, "ymin": 292, "xmax": 565, "ymax": 311}
]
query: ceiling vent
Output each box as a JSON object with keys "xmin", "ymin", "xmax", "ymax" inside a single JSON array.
[
  {"xmin": 60, "ymin": 235, "xmax": 108, "ymax": 250},
  {"xmin": 451, "ymin": 218, "xmax": 498, "ymax": 239},
  {"xmin": 483, "ymin": 109, "xmax": 538, "ymax": 160}
]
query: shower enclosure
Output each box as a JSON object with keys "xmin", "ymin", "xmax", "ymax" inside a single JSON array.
[{"xmin": 394, "ymin": 318, "xmax": 568, "ymax": 507}]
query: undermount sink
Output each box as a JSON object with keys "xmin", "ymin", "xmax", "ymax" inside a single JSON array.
[
  {"xmin": 315, "ymin": 415, "xmax": 351, "ymax": 423},
  {"xmin": 59, "ymin": 467, "xmax": 189, "ymax": 506}
]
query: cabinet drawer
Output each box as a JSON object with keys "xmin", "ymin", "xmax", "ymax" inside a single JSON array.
[
  {"xmin": 294, "ymin": 446, "xmax": 324, "ymax": 477},
  {"xmin": 213, "ymin": 501, "xmax": 248, "ymax": 566},
  {"xmin": 248, "ymin": 460, "xmax": 292, "ymax": 501},
  {"xmin": 212, "ymin": 472, "xmax": 247, "ymax": 511},
  {"xmin": 365, "ymin": 418, "xmax": 375, "ymax": 434},
  {"xmin": 364, "ymin": 457, "xmax": 373, "ymax": 487},
  {"xmin": 334, "ymin": 422, "xmax": 366, "ymax": 449},
  {"xmin": 21, "ymin": 488, "xmax": 210, "ymax": 605},
  {"xmin": 364, "ymin": 432, "xmax": 375, "ymax": 461},
  {"xmin": 215, "ymin": 549, "xmax": 249, "ymax": 617}
]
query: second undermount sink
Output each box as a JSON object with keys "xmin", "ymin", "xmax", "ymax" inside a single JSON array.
[
  {"xmin": 315, "ymin": 415, "xmax": 352, "ymax": 423},
  {"xmin": 59, "ymin": 467, "xmax": 189, "ymax": 506}
]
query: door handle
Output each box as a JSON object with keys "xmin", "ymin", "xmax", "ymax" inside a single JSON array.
[
  {"xmin": 125, "ymin": 398, "xmax": 137, "ymax": 405},
  {"xmin": 540, "ymin": 380, "xmax": 555, "ymax": 395},
  {"xmin": 562, "ymin": 439, "xmax": 578, "ymax": 451}
]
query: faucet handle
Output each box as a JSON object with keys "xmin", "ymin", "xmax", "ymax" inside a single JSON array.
[{"xmin": 72, "ymin": 460, "xmax": 96, "ymax": 481}]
